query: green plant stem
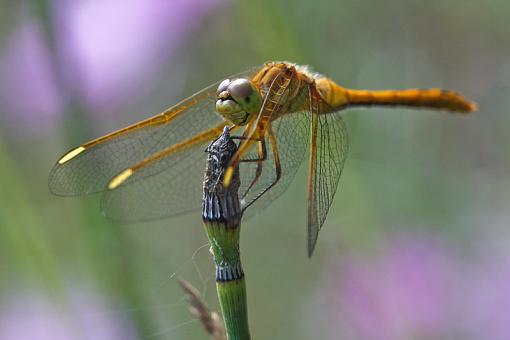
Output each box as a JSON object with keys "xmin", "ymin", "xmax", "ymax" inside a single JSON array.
[
  {"xmin": 203, "ymin": 221, "xmax": 250, "ymax": 340},
  {"xmin": 202, "ymin": 127, "xmax": 251, "ymax": 340}
]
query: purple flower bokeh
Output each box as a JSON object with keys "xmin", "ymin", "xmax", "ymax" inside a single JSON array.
[
  {"xmin": 311, "ymin": 232, "xmax": 510, "ymax": 340},
  {"xmin": 0, "ymin": 288, "xmax": 138, "ymax": 340},
  {"xmin": 465, "ymin": 263, "xmax": 510, "ymax": 340},
  {"xmin": 0, "ymin": 0, "xmax": 222, "ymax": 136},
  {"xmin": 0, "ymin": 17, "xmax": 63, "ymax": 134},
  {"xmin": 53, "ymin": 0, "xmax": 222, "ymax": 115}
]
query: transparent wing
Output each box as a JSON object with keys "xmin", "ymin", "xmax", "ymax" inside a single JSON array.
[
  {"xmin": 240, "ymin": 94, "xmax": 311, "ymax": 219},
  {"xmin": 100, "ymin": 125, "xmax": 225, "ymax": 222},
  {"xmin": 307, "ymin": 104, "xmax": 349, "ymax": 256},
  {"xmin": 100, "ymin": 66, "xmax": 306, "ymax": 222},
  {"xmin": 48, "ymin": 69, "xmax": 254, "ymax": 196},
  {"xmin": 101, "ymin": 109, "xmax": 312, "ymax": 223}
]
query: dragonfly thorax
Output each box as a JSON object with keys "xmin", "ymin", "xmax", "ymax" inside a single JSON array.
[{"xmin": 215, "ymin": 78, "xmax": 262, "ymax": 125}]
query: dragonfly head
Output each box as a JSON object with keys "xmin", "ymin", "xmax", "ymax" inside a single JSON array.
[{"xmin": 215, "ymin": 78, "xmax": 262, "ymax": 125}]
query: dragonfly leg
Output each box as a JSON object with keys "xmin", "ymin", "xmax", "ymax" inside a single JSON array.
[
  {"xmin": 231, "ymin": 136, "xmax": 267, "ymax": 162},
  {"xmin": 262, "ymin": 125, "xmax": 282, "ymax": 193},
  {"xmin": 242, "ymin": 125, "xmax": 282, "ymax": 211},
  {"xmin": 239, "ymin": 138, "xmax": 267, "ymax": 200},
  {"xmin": 228, "ymin": 133, "xmax": 267, "ymax": 199}
]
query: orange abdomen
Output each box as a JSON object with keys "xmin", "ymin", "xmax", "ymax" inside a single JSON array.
[{"xmin": 315, "ymin": 78, "xmax": 477, "ymax": 113}]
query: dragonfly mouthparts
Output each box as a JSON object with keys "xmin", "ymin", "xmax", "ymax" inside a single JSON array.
[{"xmin": 217, "ymin": 91, "xmax": 231, "ymax": 101}]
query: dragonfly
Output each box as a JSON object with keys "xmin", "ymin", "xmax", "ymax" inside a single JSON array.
[{"xmin": 49, "ymin": 61, "xmax": 477, "ymax": 256}]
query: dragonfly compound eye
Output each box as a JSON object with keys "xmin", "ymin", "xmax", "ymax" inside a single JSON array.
[
  {"xmin": 217, "ymin": 79, "xmax": 231, "ymax": 96},
  {"xmin": 228, "ymin": 79, "xmax": 253, "ymax": 99},
  {"xmin": 228, "ymin": 79, "xmax": 262, "ymax": 116}
]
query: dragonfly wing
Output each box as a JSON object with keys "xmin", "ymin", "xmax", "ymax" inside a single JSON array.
[
  {"xmin": 307, "ymin": 92, "xmax": 349, "ymax": 257},
  {"xmin": 239, "ymin": 82, "xmax": 311, "ymax": 219},
  {"xmin": 100, "ymin": 125, "xmax": 227, "ymax": 222},
  {"xmin": 226, "ymin": 66, "xmax": 295, "ymax": 175},
  {"xmin": 240, "ymin": 109, "xmax": 311, "ymax": 219},
  {"xmin": 49, "ymin": 70, "xmax": 254, "ymax": 196}
]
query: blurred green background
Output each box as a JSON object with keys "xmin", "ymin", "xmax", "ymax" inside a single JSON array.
[{"xmin": 0, "ymin": 0, "xmax": 509, "ymax": 339}]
